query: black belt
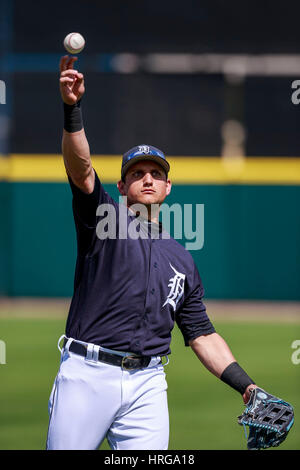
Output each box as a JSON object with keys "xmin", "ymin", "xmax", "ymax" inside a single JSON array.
[{"xmin": 64, "ymin": 338, "xmax": 152, "ymax": 370}]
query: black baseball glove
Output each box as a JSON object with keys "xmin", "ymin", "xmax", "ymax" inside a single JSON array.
[{"xmin": 238, "ymin": 387, "xmax": 294, "ymax": 450}]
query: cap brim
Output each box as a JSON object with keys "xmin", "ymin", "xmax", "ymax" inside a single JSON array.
[{"xmin": 121, "ymin": 154, "xmax": 170, "ymax": 179}]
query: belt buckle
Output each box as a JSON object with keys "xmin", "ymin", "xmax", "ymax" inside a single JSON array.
[{"xmin": 121, "ymin": 354, "xmax": 140, "ymax": 370}]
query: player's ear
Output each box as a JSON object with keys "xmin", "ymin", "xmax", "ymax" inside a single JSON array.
[
  {"xmin": 117, "ymin": 179, "xmax": 127, "ymax": 196},
  {"xmin": 165, "ymin": 179, "xmax": 172, "ymax": 197}
]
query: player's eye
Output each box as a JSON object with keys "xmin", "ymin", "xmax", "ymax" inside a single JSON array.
[{"xmin": 152, "ymin": 170, "xmax": 163, "ymax": 178}]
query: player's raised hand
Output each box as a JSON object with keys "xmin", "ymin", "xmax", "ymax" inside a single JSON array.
[{"xmin": 59, "ymin": 55, "xmax": 85, "ymax": 105}]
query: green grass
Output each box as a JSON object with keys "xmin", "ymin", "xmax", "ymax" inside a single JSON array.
[{"xmin": 0, "ymin": 317, "xmax": 299, "ymax": 450}]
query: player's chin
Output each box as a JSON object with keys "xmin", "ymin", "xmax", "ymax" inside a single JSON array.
[{"xmin": 138, "ymin": 192, "xmax": 159, "ymax": 205}]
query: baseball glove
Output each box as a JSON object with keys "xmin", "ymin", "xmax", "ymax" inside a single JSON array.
[{"xmin": 238, "ymin": 387, "xmax": 294, "ymax": 450}]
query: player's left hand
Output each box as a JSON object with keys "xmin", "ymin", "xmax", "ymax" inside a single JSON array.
[
  {"xmin": 238, "ymin": 387, "xmax": 294, "ymax": 450},
  {"xmin": 242, "ymin": 384, "xmax": 258, "ymax": 404}
]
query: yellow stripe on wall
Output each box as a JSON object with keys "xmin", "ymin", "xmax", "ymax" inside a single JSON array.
[{"xmin": 0, "ymin": 154, "xmax": 300, "ymax": 184}]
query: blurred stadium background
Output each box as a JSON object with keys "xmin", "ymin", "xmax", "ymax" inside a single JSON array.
[{"xmin": 0, "ymin": 0, "xmax": 299, "ymax": 450}]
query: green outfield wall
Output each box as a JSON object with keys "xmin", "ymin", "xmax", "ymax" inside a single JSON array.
[{"xmin": 0, "ymin": 173, "xmax": 299, "ymax": 300}]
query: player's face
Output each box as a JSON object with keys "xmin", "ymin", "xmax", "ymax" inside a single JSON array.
[{"xmin": 117, "ymin": 161, "xmax": 172, "ymax": 208}]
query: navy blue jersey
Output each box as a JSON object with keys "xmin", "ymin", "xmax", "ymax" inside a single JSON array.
[{"xmin": 65, "ymin": 170, "xmax": 215, "ymax": 356}]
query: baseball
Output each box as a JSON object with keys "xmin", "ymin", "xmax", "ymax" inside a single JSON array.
[{"xmin": 63, "ymin": 32, "xmax": 85, "ymax": 54}]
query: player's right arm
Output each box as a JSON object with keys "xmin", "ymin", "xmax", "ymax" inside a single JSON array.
[{"xmin": 59, "ymin": 55, "xmax": 95, "ymax": 194}]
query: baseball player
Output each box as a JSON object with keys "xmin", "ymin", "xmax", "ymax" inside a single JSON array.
[{"xmin": 46, "ymin": 55, "xmax": 258, "ymax": 450}]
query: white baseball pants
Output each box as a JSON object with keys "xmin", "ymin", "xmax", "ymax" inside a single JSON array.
[{"xmin": 46, "ymin": 338, "xmax": 169, "ymax": 450}]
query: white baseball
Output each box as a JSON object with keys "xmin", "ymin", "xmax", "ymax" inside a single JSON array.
[{"xmin": 63, "ymin": 32, "xmax": 85, "ymax": 54}]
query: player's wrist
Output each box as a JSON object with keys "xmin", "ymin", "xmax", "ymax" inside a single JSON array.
[
  {"xmin": 63, "ymin": 99, "xmax": 83, "ymax": 133},
  {"xmin": 220, "ymin": 361, "xmax": 255, "ymax": 395}
]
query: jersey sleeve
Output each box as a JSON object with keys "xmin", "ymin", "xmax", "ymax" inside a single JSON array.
[
  {"xmin": 176, "ymin": 262, "xmax": 215, "ymax": 346},
  {"xmin": 68, "ymin": 169, "xmax": 117, "ymax": 254}
]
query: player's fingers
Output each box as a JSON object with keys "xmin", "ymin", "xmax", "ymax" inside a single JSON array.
[
  {"xmin": 59, "ymin": 55, "xmax": 69, "ymax": 72},
  {"xmin": 66, "ymin": 56, "xmax": 78, "ymax": 70},
  {"xmin": 73, "ymin": 75, "xmax": 84, "ymax": 94},
  {"xmin": 60, "ymin": 69, "xmax": 79, "ymax": 78},
  {"xmin": 60, "ymin": 77, "xmax": 75, "ymax": 85},
  {"xmin": 74, "ymin": 73, "xmax": 84, "ymax": 84}
]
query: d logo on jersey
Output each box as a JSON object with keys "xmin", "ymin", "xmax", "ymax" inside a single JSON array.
[{"xmin": 162, "ymin": 263, "xmax": 186, "ymax": 311}]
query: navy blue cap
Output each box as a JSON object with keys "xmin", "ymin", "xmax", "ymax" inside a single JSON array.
[{"xmin": 121, "ymin": 145, "xmax": 170, "ymax": 180}]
